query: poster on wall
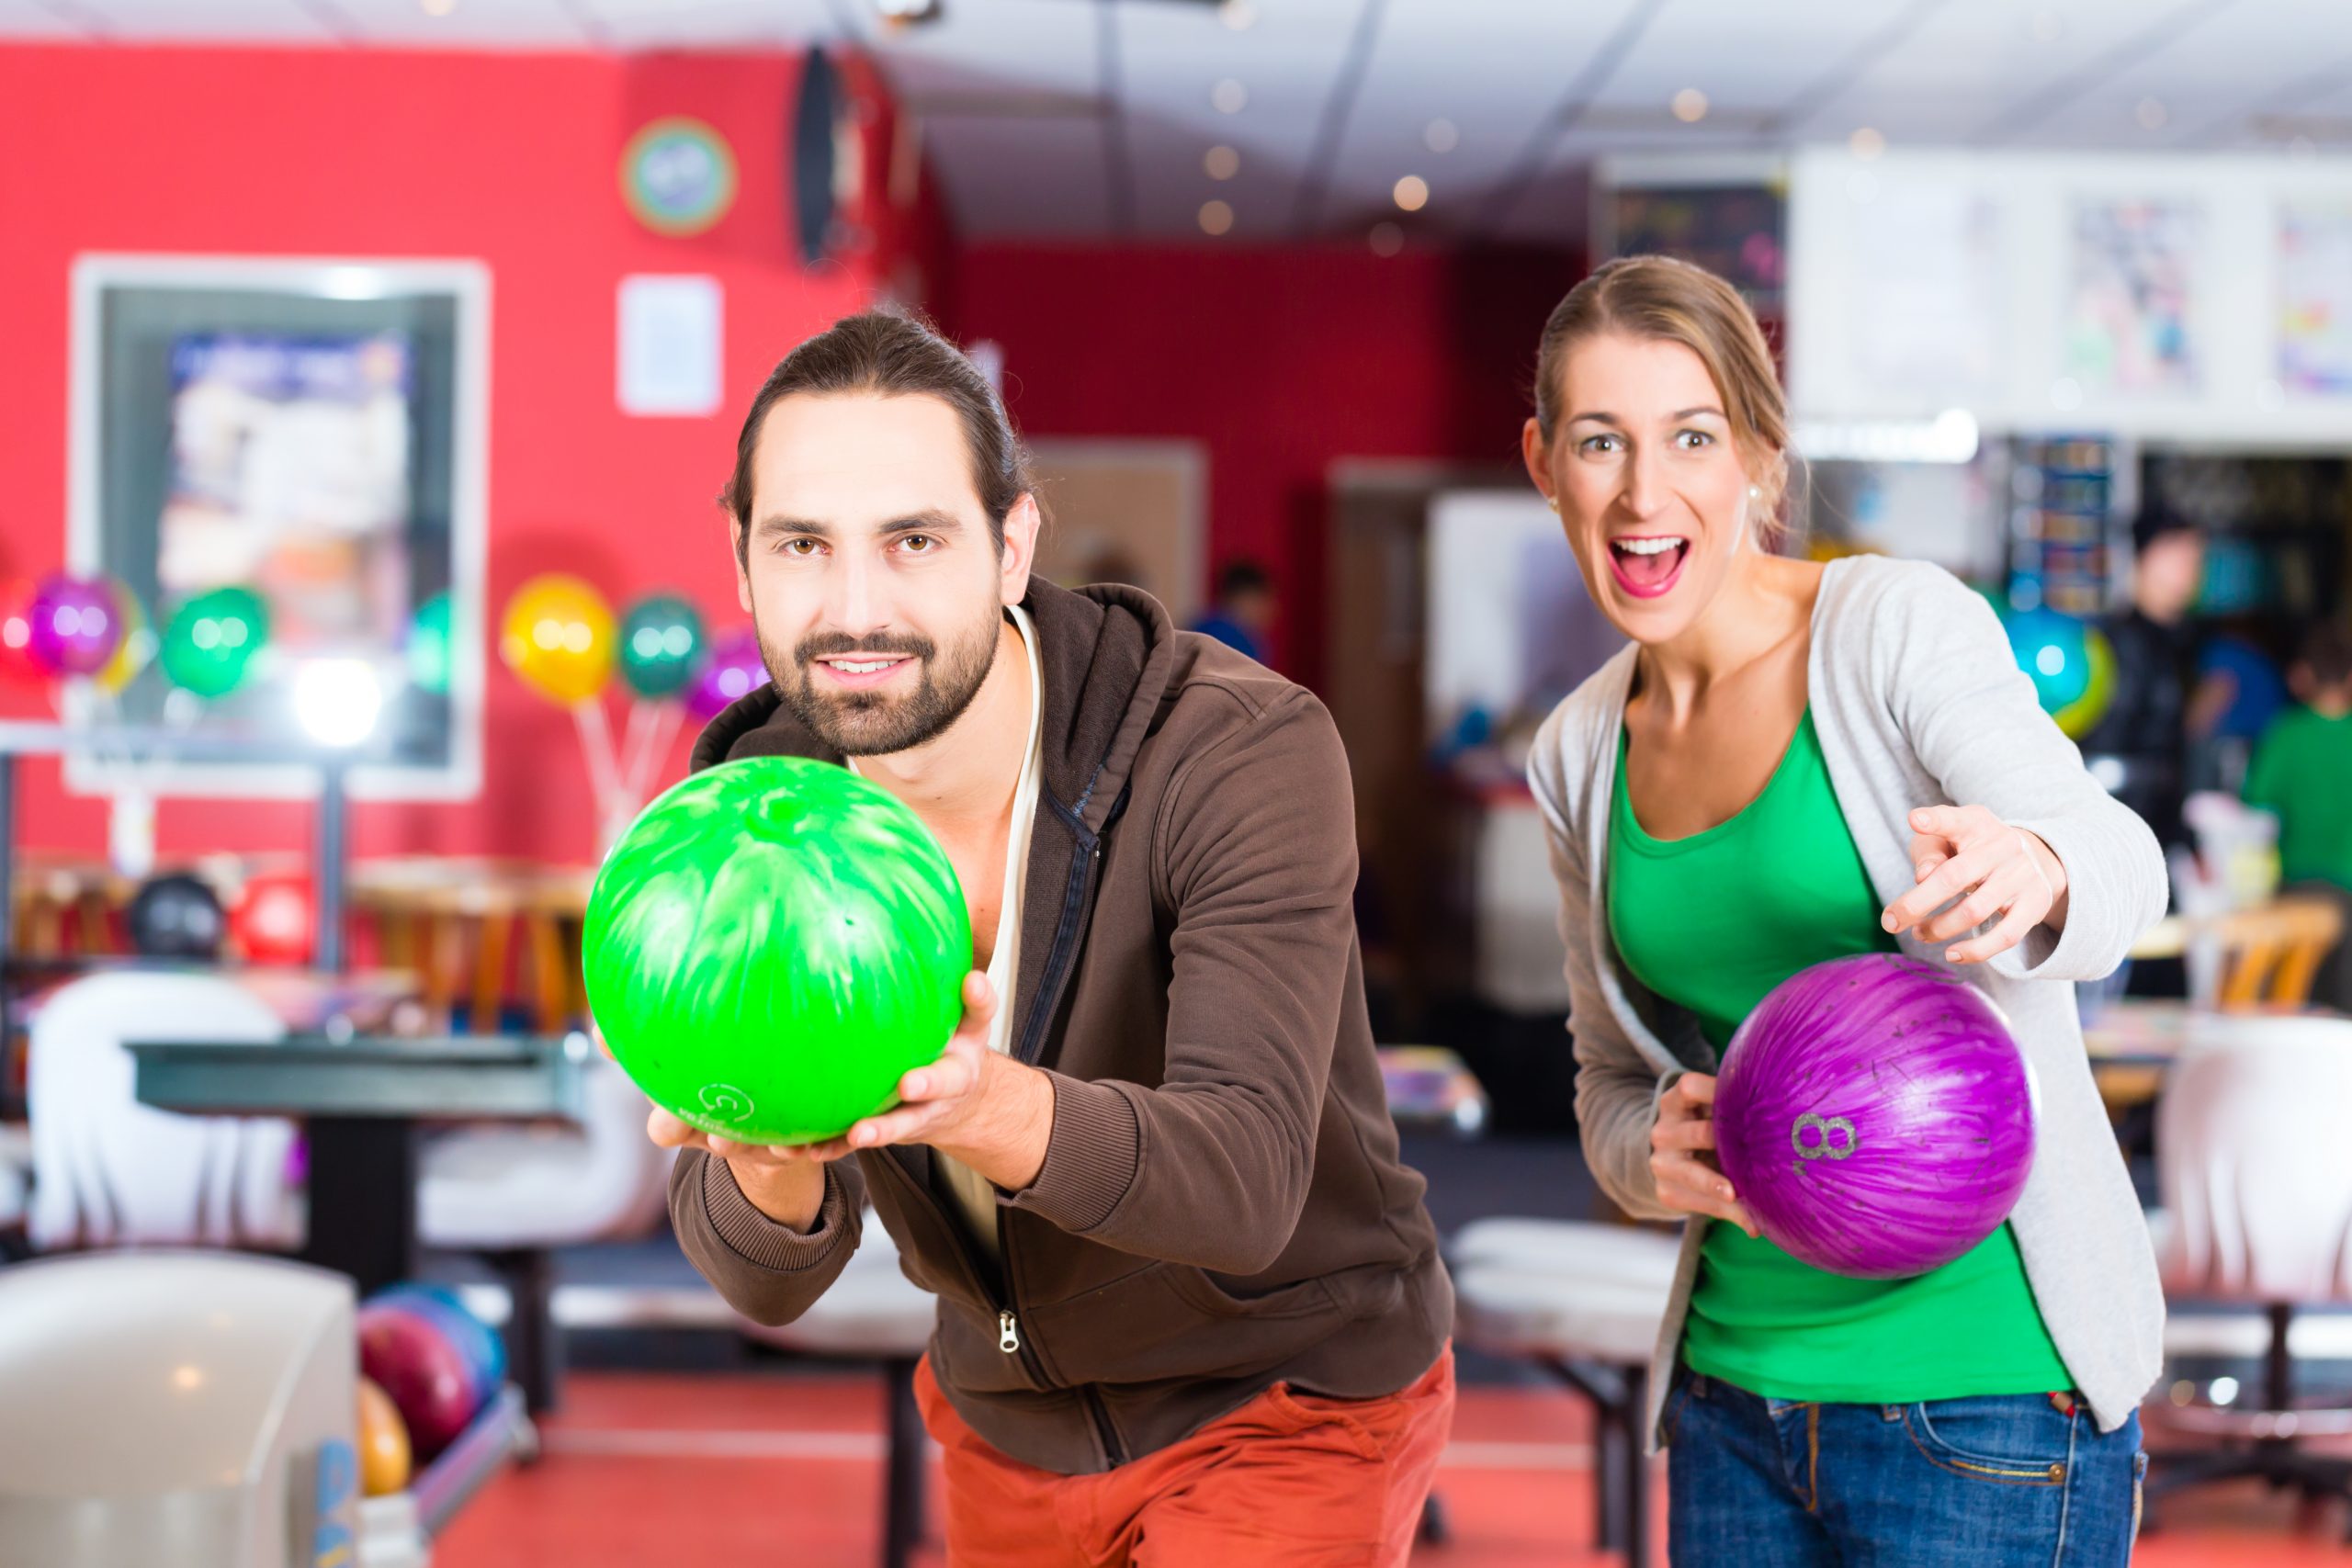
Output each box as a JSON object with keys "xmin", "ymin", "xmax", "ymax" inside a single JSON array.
[
  {"xmin": 1849, "ymin": 185, "xmax": 2005, "ymax": 403},
  {"xmin": 2064, "ymin": 198, "xmax": 2203, "ymax": 395},
  {"xmin": 162, "ymin": 333, "xmax": 414, "ymax": 665},
  {"xmin": 2278, "ymin": 200, "xmax": 2352, "ymax": 394}
]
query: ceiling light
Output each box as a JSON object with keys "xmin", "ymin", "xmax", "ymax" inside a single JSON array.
[
  {"xmin": 2136, "ymin": 97, "xmax": 2168, "ymax": 131},
  {"xmin": 1849, "ymin": 127, "xmax": 1886, "ymax": 159},
  {"xmin": 1219, "ymin": 0, "xmax": 1256, "ymax": 29},
  {"xmin": 1424, "ymin": 118, "xmax": 1459, "ymax": 154},
  {"xmin": 1204, "ymin": 144, "xmax": 1240, "ymax": 180},
  {"xmin": 1198, "ymin": 199, "xmax": 1235, "ymax": 236},
  {"xmin": 1211, "ymin": 78, "xmax": 1249, "ymax": 115},
  {"xmin": 1392, "ymin": 175, "xmax": 1429, "ymax": 212},
  {"xmin": 1368, "ymin": 222, "xmax": 1404, "ymax": 257},
  {"xmin": 419, "ymin": 0, "xmax": 456, "ymax": 13},
  {"xmin": 1671, "ymin": 88, "xmax": 1709, "ymax": 124}
]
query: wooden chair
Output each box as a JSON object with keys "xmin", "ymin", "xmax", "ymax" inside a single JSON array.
[{"xmin": 354, "ymin": 860, "xmax": 591, "ymax": 1035}]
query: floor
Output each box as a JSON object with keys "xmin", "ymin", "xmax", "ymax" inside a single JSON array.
[{"xmin": 437, "ymin": 1371, "xmax": 2352, "ymax": 1568}]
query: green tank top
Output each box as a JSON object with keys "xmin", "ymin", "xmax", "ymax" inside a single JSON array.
[{"xmin": 1608, "ymin": 710, "xmax": 2070, "ymax": 1404}]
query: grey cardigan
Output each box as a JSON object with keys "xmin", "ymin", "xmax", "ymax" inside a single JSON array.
[{"xmin": 1525, "ymin": 554, "xmax": 2168, "ymax": 1443}]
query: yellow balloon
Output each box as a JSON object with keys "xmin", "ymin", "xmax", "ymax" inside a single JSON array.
[
  {"xmin": 93, "ymin": 579, "xmax": 153, "ymax": 696},
  {"xmin": 501, "ymin": 574, "xmax": 616, "ymax": 705}
]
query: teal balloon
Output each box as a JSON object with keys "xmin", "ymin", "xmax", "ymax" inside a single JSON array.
[
  {"xmin": 160, "ymin": 587, "xmax": 269, "ymax": 699},
  {"xmin": 2001, "ymin": 607, "xmax": 2095, "ymax": 715},
  {"xmin": 617, "ymin": 593, "xmax": 706, "ymax": 699},
  {"xmin": 582, "ymin": 757, "xmax": 971, "ymax": 1145},
  {"xmin": 408, "ymin": 593, "xmax": 453, "ymax": 696}
]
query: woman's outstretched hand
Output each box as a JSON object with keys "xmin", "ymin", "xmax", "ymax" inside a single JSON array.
[{"xmin": 1882, "ymin": 804, "xmax": 2069, "ymax": 964}]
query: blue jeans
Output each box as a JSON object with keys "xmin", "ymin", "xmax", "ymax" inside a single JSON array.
[{"xmin": 1665, "ymin": 1370, "xmax": 2146, "ymax": 1566}]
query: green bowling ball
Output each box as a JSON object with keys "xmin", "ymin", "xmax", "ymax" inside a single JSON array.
[{"xmin": 583, "ymin": 757, "xmax": 972, "ymax": 1145}]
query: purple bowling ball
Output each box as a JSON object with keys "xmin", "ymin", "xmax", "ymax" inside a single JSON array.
[
  {"xmin": 1713, "ymin": 953, "xmax": 2039, "ymax": 1280},
  {"xmin": 686, "ymin": 626, "xmax": 770, "ymax": 720},
  {"xmin": 28, "ymin": 574, "xmax": 122, "ymax": 677}
]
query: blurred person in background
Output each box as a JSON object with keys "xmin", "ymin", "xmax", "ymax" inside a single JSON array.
[
  {"xmin": 2243, "ymin": 620, "xmax": 2352, "ymax": 1013},
  {"xmin": 1190, "ymin": 558, "xmax": 1277, "ymax": 667},
  {"xmin": 2076, "ymin": 512, "xmax": 2205, "ymax": 856}
]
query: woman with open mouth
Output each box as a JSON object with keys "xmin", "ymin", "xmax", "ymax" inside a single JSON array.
[{"xmin": 1518, "ymin": 254, "xmax": 2166, "ymax": 1567}]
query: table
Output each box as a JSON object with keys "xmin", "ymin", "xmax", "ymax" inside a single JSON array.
[{"xmin": 130, "ymin": 1033, "xmax": 588, "ymax": 1294}]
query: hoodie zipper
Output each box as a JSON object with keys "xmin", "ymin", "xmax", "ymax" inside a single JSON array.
[{"xmin": 996, "ymin": 1180, "xmax": 1130, "ymax": 1469}]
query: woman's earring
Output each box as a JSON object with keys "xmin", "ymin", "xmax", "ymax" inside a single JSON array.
[
  {"xmin": 1544, "ymin": 494, "xmax": 1559, "ymax": 513},
  {"xmin": 1748, "ymin": 485, "xmax": 1761, "ymax": 501}
]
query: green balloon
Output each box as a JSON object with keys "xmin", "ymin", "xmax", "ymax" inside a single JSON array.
[
  {"xmin": 617, "ymin": 593, "xmax": 706, "ymax": 699},
  {"xmin": 583, "ymin": 757, "xmax": 972, "ymax": 1145},
  {"xmin": 160, "ymin": 587, "xmax": 270, "ymax": 699},
  {"xmin": 409, "ymin": 592, "xmax": 453, "ymax": 696}
]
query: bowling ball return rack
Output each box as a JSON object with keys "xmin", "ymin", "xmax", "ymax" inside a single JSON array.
[{"xmin": 130, "ymin": 1030, "xmax": 592, "ymax": 1416}]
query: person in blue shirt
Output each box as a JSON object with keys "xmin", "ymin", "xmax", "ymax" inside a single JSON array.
[{"xmin": 1191, "ymin": 559, "xmax": 1275, "ymax": 667}]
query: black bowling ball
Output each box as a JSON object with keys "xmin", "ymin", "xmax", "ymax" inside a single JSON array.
[{"xmin": 126, "ymin": 872, "xmax": 227, "ymax": 961}]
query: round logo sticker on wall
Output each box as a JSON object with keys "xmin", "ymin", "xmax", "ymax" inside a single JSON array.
[{"xmin": 620, "ymin": 118, "xmax": 739, "ymax": 236}]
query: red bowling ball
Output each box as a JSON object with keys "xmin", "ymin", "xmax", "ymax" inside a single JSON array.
[{"xmin": 357, "ymin": 1302, "xmax": 479, "ymax": 1463}]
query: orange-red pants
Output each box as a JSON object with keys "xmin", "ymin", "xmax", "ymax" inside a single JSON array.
[{"xmin": 915, "ymin": 1348, "xmax": 1455, "ymax": 1567}]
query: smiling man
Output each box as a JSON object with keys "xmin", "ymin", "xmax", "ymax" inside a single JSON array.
[{"xmin": 655, "ymin": 310, "xmax": 1454, "ymax": 1567}]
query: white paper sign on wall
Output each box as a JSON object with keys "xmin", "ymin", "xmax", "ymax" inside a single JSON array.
[{"xmin": 617, "ymin": 275, "xmax": 723, "ymax": 418}]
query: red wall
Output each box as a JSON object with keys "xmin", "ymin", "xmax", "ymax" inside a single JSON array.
[
  {"xmin": 941, "ymin": 242, "xmax": 1581, "ymax": 686},
  {"xmin": 0, "ymin": 43, "xmax": 913, "ymax": 865}
]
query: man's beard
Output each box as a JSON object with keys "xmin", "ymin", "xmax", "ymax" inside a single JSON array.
[{"xmin": 760, "ymin": 605, "xmax": 1001, "ymax": 757}]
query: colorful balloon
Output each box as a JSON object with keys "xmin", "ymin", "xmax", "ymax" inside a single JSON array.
[
  {"xmin": 408, "ymin": 592, "xmax": 453, "ymax": 696},
  {"xmin": 583, "ymin": 758, "xmax": 971, "ymax": 1145},
  {"xmin": 500, "ymin": 574, "xmax": 615, "ymax": 706},
  {"xmin": 617, "ymin": 593, "xmax": 706, "ymax": 699},
  {"xmin": 685, "ymin": 625, "xmax": 768, "ymax": 720},
  {"xmin": 161, "ymin": 586, "xmax": 270, "ymax": 699},
  {"xmin": 93, "ymin": 580, "xmax": 155, "ymax": 695},
  {"xmin": 2054, "ymin": 625, "xmax": 2117, "ymax": 739},
  {"xmin": 0, "ymin": 581, "xmax": 45, "ymax": 687},
  {"xmin": 28, "ymin": 573, "xmax": 123, "ymax": 677},
  {"xmin": 1999, "ymin": 606, "xmax": 2096, "ymax": 716}
]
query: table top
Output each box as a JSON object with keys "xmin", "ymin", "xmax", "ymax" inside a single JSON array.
[
  {"xmin": 129, "ymin": 1032, "xmax": 589, "ymax": 1121},
  {"xmin": 2080, "ymin": 999, "xmax": 2195, "ymax": 1066}
]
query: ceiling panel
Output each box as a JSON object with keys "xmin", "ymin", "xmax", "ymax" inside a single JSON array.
[
  {"xmin": 1598, "ymin": 0, "xmax": 1920, "ymax": 123},
  {"xmin": 924, "ymin": 111, "xmax": 1112, "ymax": 237},
  {"xmin": 586, "ymin": 0, "xmax": 845, "ymax": 51},
  {"xmin": 2022, "ymin": 0, "xmax": 2352, "ymax": 147},
  {"xmin": 1121, "ymin": 111, "xmax": 1296, "ymax": 240},
  {"xmin": 1328, "ymin": 0, "xmax": 1635, "ymax": 231},
  {"xmin": 0, "ymin": 0, "xmax": 93, "ymax": 38},
  {"xmin": 873, "ymin": 0, "xmax": 1099, "ymax": 107},
  {"xmin": 1804, "ymin": 0, "xmax": 2229, "ymax": 144},
  {"xmin": 324, "ymin": 0, "xmax": 600, "ymax": 49},
  {"xmin": 53, "ymin": 0, "xmax": 344, "ymax": 44}
]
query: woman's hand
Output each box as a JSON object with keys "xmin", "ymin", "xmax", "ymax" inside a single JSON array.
[
  {"xmin": 1882, "ymin": 804, "xmax": 2070, "ymax": 964},
  {"xmin": 1651, "ymin": 1074, "xmax": 1758, "ymax": 1236}
]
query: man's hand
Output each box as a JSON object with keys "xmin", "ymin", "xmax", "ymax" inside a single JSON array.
[{"xmin": 639, "ymin": 971, "xmax": 1057, "ymax": 1222}]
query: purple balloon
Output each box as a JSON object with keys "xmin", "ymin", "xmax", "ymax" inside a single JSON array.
[
  {"xmin": 686, "ymin": 626, "xmax": 770, "ymax": 720},
  {"xmin": 28, "ymin": 574, "xmax": 123, "ymax": 677},
  {"xmin": 1713, "ymin": 953, "xmax": 2038, "ymax": 1280}
]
